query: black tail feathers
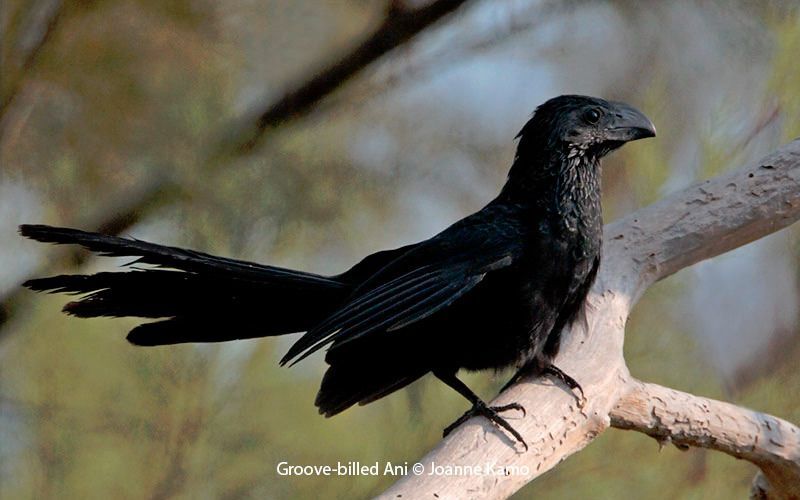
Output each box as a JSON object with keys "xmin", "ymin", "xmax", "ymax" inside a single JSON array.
[
  {"xmin": 19, "ymin": 224, "xmax": 343, "ymax": 288},
  {"xmin": 20, "ymin": 225, "xmax": 347, "ymax": 345}
]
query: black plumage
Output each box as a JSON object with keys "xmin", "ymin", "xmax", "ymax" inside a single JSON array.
[{"xmin": 20, "ymin": 95, "xmax": 655, "ymax": 448}]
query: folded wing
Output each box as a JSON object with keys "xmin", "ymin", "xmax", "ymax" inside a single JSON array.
[{"xmin": 281, "ymin": 217, "xmax": 520, "ymax": 366}]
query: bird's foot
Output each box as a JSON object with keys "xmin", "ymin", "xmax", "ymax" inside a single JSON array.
[
  {"xmin": 443, "ymin": 400, "xmax": 528, "ymax": 450},
  {"xmin": 544, "ymin": 365, "xmax": 586, "ymax": 407}
]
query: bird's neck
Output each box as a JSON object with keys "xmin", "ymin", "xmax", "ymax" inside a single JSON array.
[{"xmin": 497, "ymin": 146, "xmax": 603, "ymax": 241}]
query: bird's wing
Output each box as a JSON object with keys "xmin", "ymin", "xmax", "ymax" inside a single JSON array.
[
  {"xmin": 280, "ymin": 218, "xmax": 520, "ymax": 366},
  {"xmin": 334, "ymin": 242, "xmax": 420, "ymax": 285}
]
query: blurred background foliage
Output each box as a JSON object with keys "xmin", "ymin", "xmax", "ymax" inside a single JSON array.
[{"xmin": 1, "ymin": 0, "xmax": 799, "ymax": 498}]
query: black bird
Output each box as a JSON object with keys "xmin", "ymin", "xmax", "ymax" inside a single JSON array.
[{"xmin": 19, "ymin": 95, "xmax": 655, "ymax": 448}]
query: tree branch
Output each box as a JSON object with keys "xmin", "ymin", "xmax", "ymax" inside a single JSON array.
[
  {"xmin": 213, "ymin": 0, "xmax": 470, "ymax": 156},
  {"xmin": 610, "ymin": 380, "xmax": 800, "ymax": 499},
  {"xmin": 0, "ymin": 0, "xmax": 472, "ymax": 333},
  {"xmin": 379, "ymin": 140, "xmax": 800, "ymax": 499},
  {"xmin": 0, "ymin": 0, "xmax": 64, "ymax": 131}
]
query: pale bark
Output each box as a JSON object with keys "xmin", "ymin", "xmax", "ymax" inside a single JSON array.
[
  {"xmin": 380, "ymin": 139, "xmax": 800, "ymax": 500},
  {"xmin": 611, "ymin": 381, "xmax": 800, "ymax": 499}
]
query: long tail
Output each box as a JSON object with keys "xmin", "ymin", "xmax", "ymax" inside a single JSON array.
[{"xmin": 20, "ymin": 225, "xmax": 349, "ymax": 346}]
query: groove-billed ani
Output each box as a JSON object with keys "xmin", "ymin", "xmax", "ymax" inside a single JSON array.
[{"xmin": 19, "ymin": 95, "xmax": 655, "ymax": 448}]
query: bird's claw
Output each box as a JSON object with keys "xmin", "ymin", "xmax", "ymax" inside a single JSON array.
[
  {"xmin": 544, "ymin": 365, "xmax": 586, "ymax": 407},
  {"xmin": 492, "ymin": 402, "xmax": 526, "ymax": 418},
  {"xmin": 443, "ymin": 400, "xmax": 528, "ymax": 450}
]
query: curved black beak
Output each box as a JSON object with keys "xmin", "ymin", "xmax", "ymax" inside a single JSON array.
[{"xmin": 606, "ymin": 102, "xmax": 656, "ymax": 142}]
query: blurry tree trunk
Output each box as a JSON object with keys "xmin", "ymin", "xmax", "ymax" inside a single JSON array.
[
  {"xmin": 214, "ymin": 0, "xmax": 470, "ymax": 156},
  {"xmin": 0, "ymin": 0, "xmax": 471, "ymax": 333},
  {"xmin": 0, "ymin": 0, "xmax": 64, "ymax": 139},
  {"xmin": 380, "ymin": 139, "xmax": 800, "ymax": 500}
]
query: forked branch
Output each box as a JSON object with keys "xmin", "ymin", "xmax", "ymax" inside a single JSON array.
[{"xmin": 380, "ymin": 140, "xmax": 800, "ymax": 499}]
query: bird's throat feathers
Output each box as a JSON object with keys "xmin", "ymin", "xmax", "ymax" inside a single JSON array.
[{"xmin": 499, "ymin": 140, "xmax": 603, "ymax": 232}]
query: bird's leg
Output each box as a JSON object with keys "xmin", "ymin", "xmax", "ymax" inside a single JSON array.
[
  {"xmin": 543, "ymin": 364, "xmax": 585, "ymax": 407},
  {"xmin": 434, "ymin": 371, "xmax": 527, "ymax": 450},
  {"xmin": 498, "ymin": 360, "xmax": 538, "ymax": 394}
]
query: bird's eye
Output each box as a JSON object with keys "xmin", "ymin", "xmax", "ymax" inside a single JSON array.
[{"xmin": 584, "ymin": 109, "xmax": 601, "ymax": 124}]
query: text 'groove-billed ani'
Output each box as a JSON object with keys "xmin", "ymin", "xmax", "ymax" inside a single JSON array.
[{"xmin": 19, "ymin": 95, "xmax": 655, "ymax": 449}]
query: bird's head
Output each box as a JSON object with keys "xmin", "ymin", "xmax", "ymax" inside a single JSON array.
[{"xmin": 516, "ymin": 95, "xmax": 656, "ymax": 161}]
